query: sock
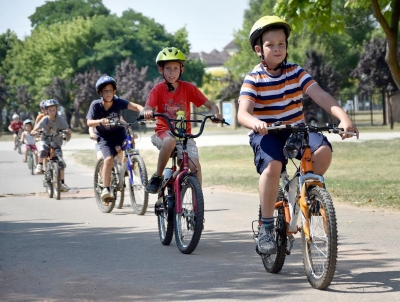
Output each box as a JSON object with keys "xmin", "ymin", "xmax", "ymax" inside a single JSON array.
[
  {"xmin": 61, "ymin": 180, "xmax": 64, "ymax": 184},
  {"xmin": 105, "ymin": 187, "xmax": 110, "ymax": 192},
  {"xmin": 261, "ymin": 217, "xmax": 274, "ymax": 230}
]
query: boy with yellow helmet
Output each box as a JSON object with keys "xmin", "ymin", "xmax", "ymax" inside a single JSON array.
[
  {"xmin": 142, "ymin": 47, "xmax": 222, "ymax": 194},
  {"xmin": 237, "ymin": 16, "xmax": 358, "ymax": 255}
]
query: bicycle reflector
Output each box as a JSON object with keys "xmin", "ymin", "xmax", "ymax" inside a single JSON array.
[{"xmin": 283, "ymin": 133, "xmax": 303, "ymax": 159}]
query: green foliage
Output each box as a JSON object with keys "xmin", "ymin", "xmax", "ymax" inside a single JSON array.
[{"xmin": 29, "ymin": 0, "xmax": 110, "ymax": 28}]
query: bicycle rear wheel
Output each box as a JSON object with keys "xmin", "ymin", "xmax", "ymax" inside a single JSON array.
[
  {"xmin": 301, "ymin": 186, "xmax": 337, "ymax": 290},
  {"xmin": 52, "ymin": 162, "xmax": 61, "ymax": 200},
  {"xmin": 93, "ymin": 158, "xmax": 115, "ymax": 213},
  {"xmin": 260, "ymin": 186, "xmax": 287, "ymax": 273},
  {"xmin": 174, "ymin": 175, "xmax": 204, "ymax": 254},
  {"xmin": 129, "ymin": 155, "xmax": 149, "ymax": 215},
  {"xmin": 157, "ymin": 186, "xmax": 174, "ymax": 245}
]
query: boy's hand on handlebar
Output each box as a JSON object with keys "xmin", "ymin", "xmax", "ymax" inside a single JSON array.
[
  {"xmin": 99, "ymin": 118, "xmax": 109, "ymax": 126},
  {"xmin": 142, "ymin": 109, "xmax": 154, "ymax": 120},
  {"xmin": 211, "ymin": 113, "xmax": 223, "ymax": 123},
  {"xmin": 338, "ymin": 120, "xmax": 359, "ymax": 139},
  {"xmin": 253, "ymin": 121, "xmax": 269, "ymax": 135}
]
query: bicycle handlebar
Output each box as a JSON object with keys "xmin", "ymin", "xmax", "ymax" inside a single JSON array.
[
  {"xmin": 138, "ymin": 112, "xmax": 230, "ymax": 139},
  {"xmin": 264, "ymin": 121, "xmax": 357, "ymax": 136}
]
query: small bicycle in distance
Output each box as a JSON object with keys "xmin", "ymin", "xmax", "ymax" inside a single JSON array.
[
  {"xmin": 138, "ymin": 112, "xmax": 229, "ymax": 254},
  {"xmin": 93, "ymin": 120, "xmax": 149, "ymax": 214},
  {"xmin": 252, "ymin": 122, "xmax": 356, "ymax": 289},
  {"xmin": 40, "ymin": 130, "xmax": 68, "ymax": 200}
]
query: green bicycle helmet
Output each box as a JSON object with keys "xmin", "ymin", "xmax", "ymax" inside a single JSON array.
[
  {"xmin": 156, "ymin": 47, "xmax": 186, "ymax": 66},
  {"xmin": 249, "ymin": 16, "xmax": 291, "ymax": 50}
]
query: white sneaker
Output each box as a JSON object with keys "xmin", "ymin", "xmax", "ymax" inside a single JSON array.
[
  {"xmin": 35, "ymin": 164, "xmax": 43, "ymax": 174},
  {"xmin": 101, "ymin": 188, "xmax": 113, "ymax": 202},
  {"xmin": 61, "ymin": 183, "xmax": 70, "ymax": 192}
]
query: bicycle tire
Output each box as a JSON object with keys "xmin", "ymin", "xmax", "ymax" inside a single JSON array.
[
  {"xmin": 260, "ymin": 186, "xmax": 287, "ymax": 273},
  {"xmin": 301, "ymin": 186, "xmax": 337, "ymax": 290},
  {"xmin": 114, "ymin": 164, "xmax": 124, "ymax": 209},
  {"xmin": 129, "ymin": 155, "xmax": 149, "ymax": 215},
  {"xmin": 46, "ymin": 168, "xmax": 54, "ymax": 198},
  {"xmin": 17, "ymin": 142, "xmax": 22, "ymax": 154},
  {"xmin": 93, "ymin": 158, "xmax": 115, "ymax": 213},
  {"xmin": 157, "ymin": 187, "xmax": 174, "ymax": 245},
  {"xmin": 174, "ymin": 175, "xmax": 204, "ymax": 254},
  {"xmin": 52, "ymin": 161, "xmax": 61, "ymax": 200},
  {"xmin": 28, "ymin": 153, "xmax": 34, "ymax": 175}
]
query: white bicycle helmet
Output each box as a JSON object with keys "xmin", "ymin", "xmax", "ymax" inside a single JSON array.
[
  {"xmin": 23, "ymin": 119, "xmax": 33, "ymax": 126},
  {"xmin": 12, "ymin": 114, "xmax": 20, "ymax": 119}
]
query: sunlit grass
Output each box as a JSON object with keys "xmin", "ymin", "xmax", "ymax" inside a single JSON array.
[{"xmin": 72, "ymin": 139, "xmax": 400, "ymax": 211}]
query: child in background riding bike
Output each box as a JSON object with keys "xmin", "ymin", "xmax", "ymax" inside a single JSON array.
[
  {"xmin": 34, "ymin": 100, "xmax": 48, "ymax": 173},
  {"xmin": 86, "ymin": 76, "xmax": 144, "ymax": 202},
  {"xmin": 237, "ymin": 16, "xmax": 359, "ymax": 255},
  {"xmin": 142, "ymin": 47, "xmax": 222, "ymax": 194},
  {"xmin": 20, "ymin": 119, "xmax": 38, "ymax": 164},
  {"xmin": 32, "ymin": 99, "xmax": 72, "ymax": 192},
  {"xmin": 8, "ymin": 114, "xmax": 23, "ymax": 150}
]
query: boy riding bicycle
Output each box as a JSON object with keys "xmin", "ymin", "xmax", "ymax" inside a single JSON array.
[
  {"xmin": 142, "ymin": 47, "xmax": 222, "ymax": 194},
  {"xmin": 8, "ymin": 114, "xmax": 23, "ymax": 150},
  {"xmin": 32, "ymin": 99, "xmax": 72, "ymax": 192},
  {"xmin": 237, "ymin": 16, "xmax": 359, "ymax": 255},
  {"xmin": 86, "ymin": 75, "xmax": 144, "ymax": 202}
]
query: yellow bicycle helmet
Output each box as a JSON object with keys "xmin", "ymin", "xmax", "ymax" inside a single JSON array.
[
  {"xmin": 249, "ymin": 16, "xmax": 291, "ymax": 51},
  {"xmin": 156, "ymin": 47, "xmax": 186, "ymax": 66}
]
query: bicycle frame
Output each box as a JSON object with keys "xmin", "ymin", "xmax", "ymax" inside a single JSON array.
[{"xmin": 268, "ymin": 123, "xmax": 356, "ymax": 243}]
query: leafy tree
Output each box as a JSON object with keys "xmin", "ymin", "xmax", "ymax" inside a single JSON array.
[
  {"xmin": 15, "ymin": 85, "xmax": 32, "ymax": 113},
  {"xmin": 0, "ymin": 75, "xmax": 9, "ymax": 129},
  {"xmin": 29, "ymin": 0, "xmax": 110, "ymax": 28},
  {"xmin": 73, "ymin": 68, "xmax": 102, "ymax": 128},
  {"xmin": 5, "ymin": 17, "xmax": 95, "ymax": 104},
  {"xmin": 275, "ymin": 0, "xmax": 400, "ymax": 89},
  {"xmin": 115, "ymin": 58, "xmax": 149, "ymax": 105}
]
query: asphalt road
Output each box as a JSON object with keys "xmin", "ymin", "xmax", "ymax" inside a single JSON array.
[{"xmin": 1, "ymin": 135, "xmax": 400, "ymax": 301}]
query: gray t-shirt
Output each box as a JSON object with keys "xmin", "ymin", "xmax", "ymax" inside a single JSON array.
[{"xmin": 36, "ymin": 115, "xmax": 70, "ymax": 147}]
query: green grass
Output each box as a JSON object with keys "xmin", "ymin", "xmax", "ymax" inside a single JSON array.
[{"xmin": 72, "ymin": 139, "xmax": 400, "ymax": 211}]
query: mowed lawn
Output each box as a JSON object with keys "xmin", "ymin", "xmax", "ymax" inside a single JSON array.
[{"xmin": 73, "ymin": 138, "xmax": 400, "ymax": 211}]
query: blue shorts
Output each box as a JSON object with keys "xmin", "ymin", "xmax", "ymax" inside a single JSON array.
[
  {"xmin": 97, "ymin": 129, "xmax": 126, "ymax": 158},
  {"xmin": 249, "ymin": 130, "xmax": 332, "ymax": 175}
]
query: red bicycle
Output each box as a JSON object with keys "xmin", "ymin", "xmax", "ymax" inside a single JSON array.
[{"xmin": 140, "ymin": 112, "xmax": 228, "ymax": 254}]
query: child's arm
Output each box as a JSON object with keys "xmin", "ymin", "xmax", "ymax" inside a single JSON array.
[
  {"xmin": 88, "ymin": 126, "xmax": 97, "ymax": 140},
  {"xmin": 127, "ymin": 102, "xmax": 144, "ymax": 112},
  {"xmin": 237, "ymin": 100, "xmax": 269, "ymax": 135},
  {"xmin": 20, "ymin": 132, "xmax": 25, "ymax": 143},
  {"xmin": 307, "ymin": 84, "xmax": 359, "ymax": 139},
  {"xmin": 203, "ymin": 100, "xmax": 223, "ymax": 121},
  {"xmin": 8, "ymin": 124, "xmax": 12, "ymax": 132},
  {"xmin": 142, "ymin": 105, "xmax": 154, "ymax": 120}
]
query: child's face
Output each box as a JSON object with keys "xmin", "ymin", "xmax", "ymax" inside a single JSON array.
[
  {"xmin": 159, "ymin": 61, "xmax": 183, "ymax": 83},
  {"xmin": 13, "ymin": 117, "xmax": 20, "ymax": 122},
  {"xmin": 47, "ymin": 106, "xmax": 57, "ymax": 118},
  {"xmin": 25, "ymin": 123, "xmax": 32, "ymax": 131},
  {"xmin": 100, "ymin": 84, "xmax": 115, "ymax": 102},
  {"xmin": 257, "ymin": 29, "xmax": 287, "ymax": 68}
]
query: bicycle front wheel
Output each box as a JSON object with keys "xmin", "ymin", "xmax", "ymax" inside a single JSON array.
[
  {"xmin": 114, "ymin": 164, "xmax": 124, "ymax": 209},
  {"xmin": 260, "ymin": 186, "xmax": 287, "ymax": 273},
  {"xmin": 174, "ymin": 175, "xmax": 204, "ymax": 254},
  {"xmin": 46, "ymin": 169, "xmax": 54, "ymax": 199},
  {"xmin": 301, "ymin": 186, "xmax": 337, "ymax": 290},
  {"xmin": 17, "ymin": 142, "xmax": 22, "ymax": 154},
  {"xmin": 93, "ymin": 158, "xmax": 115, "ymax": 213},
  {"xmin": 28, "ymin": 153, "xmax": 34, "ymax": 175},
  {"xmin": 129, "ymin": 155, "xmax": 149, "ymax": 215},
  {"xmin": 52, "ymin": 162, "xmax": 61, "ymax": 200}
]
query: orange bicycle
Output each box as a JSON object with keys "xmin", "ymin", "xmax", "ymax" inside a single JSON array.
[{"xmin": 252, "ymin": 122, "xmax": 356, "ymax": 289}]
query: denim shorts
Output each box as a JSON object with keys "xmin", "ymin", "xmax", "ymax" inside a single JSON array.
[{"xmin": 249, "ymin": 130, "xmax": 332, "ymax": 175}]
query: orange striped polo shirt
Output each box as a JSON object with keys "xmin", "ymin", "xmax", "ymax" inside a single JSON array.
[{"xmin": 239, "ymin": 63, "xmax": 316, "ymax": 124}]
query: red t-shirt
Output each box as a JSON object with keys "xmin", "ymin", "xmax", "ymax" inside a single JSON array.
[
  {"xmin": 9, "ymin": 121, "xmax": 23, "ymax": 132},
  {"xmin": 146, "ymin": 81, "xmax": 207, "ymax": 136}
]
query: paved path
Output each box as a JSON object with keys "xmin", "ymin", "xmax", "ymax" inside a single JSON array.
[{"xmin": 0, "ymin": 132, "xmax": 400, "ymax": 301}]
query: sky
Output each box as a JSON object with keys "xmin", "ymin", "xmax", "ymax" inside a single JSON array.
[{"xmin": 0, "ymin": 0, "xmax": 249, "ymax": 53}]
